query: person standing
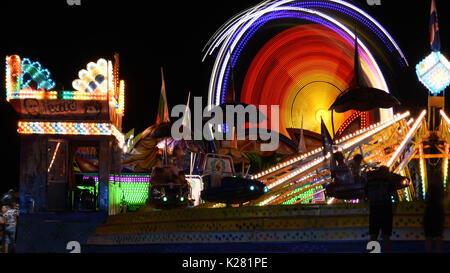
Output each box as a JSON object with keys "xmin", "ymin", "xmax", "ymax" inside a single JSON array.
[
  {"xmin": 2, "ymin": 203, "xmax": 18, "ymax": 253},
  {"xmin": 365, "ymin": 166, "xmax": 395, "ymax": 253},
  {"xmin": 423, "ymin": 178, "xmax": 445, "ymax": 253}
]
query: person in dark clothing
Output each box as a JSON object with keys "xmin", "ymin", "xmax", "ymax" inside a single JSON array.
[
  {"xmin": 333, "ymin": 152, "xmax": 346, "ymax": 167},
  {"xmin": 350, "ymin": 154, "xmax": 364, "ymax": 183},
  {"xmin": 365, "ymin": 166, "xmax": 395, "ymax": 252},
  {"xmin": 424, "ymin": 178, "xmax": 445, "ymax": 253},
  {"xmin": 331, "ymin": 151, "xmax": 353, "ymax": 184}
]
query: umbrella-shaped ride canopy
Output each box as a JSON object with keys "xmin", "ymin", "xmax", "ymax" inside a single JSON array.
[{"xmin": 329, "ymin": 86, "xmax": 401, "ymax": 113}]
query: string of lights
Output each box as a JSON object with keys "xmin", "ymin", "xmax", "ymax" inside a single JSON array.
[{"xmin": 18, "ymin": 121, "xmax": 125, "ymax": 148}]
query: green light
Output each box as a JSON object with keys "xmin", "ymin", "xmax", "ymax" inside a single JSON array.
[
  {"xmin": 163, "ymin": 196, "xmax": 168, "ymax": 202},
  {"xmin": 180, "ymin": 196, "xmax": 185, "ymax": 202},
  {"xmin": 282, "ymin": 185, "xmax": 322, "ymax": 205},
  {"xmin": 120, "ymin": 182, "xmax": 150, "ymax": 207}
]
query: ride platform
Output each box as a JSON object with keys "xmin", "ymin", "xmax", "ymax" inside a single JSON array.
[{"xmin": 85, "ymin": 201, "xmax": 450, "ymax": 253}]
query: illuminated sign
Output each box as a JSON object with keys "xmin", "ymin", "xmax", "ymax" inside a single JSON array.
[
  {"xmin": 416, "ymin": 51, "xmax": 450, "ymax": 95},
  {"xmin": 72, "ymin": 58, "xmax": 108, "ymax": 93},
  {"xmin": 21, "ymin": 58, "xmax": 55, "ymax": 91}
]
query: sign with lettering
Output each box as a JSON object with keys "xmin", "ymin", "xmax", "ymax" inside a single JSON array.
[{"xmin": 10, "ymin": 99, "xmax": 110, "ymax": 121}]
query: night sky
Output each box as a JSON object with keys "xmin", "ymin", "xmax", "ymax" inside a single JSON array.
[{"xmin": 0, "ymin": 0, "xmax": 448, "ymax": 194}]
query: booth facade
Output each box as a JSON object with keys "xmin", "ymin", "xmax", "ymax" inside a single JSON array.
[{"xmin": 6, "ymin": 54, "xmax": 126, "ymax": 252}]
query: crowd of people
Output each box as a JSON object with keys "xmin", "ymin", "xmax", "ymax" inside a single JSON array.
[{"xmin": 0, "ymin": 189, "xmax": 19, "ymax": 253}]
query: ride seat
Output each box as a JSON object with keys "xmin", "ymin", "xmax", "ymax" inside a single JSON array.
[
  {"xmin": 202, "ymin": 154, "xmax": 235, "ymax": 188},
  {"xmin": 331, "ymin": 165, "xmax": 354, "ymax": 184}
]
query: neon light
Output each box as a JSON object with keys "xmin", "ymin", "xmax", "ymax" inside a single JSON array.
[
  {"xmin": 254, "ymin": 111, "xmax": 410, "ymax": 204},
  {"xmin": 268, "ymin": 172, "xmax": 319, "ymax": 205},
  {"xmin": 83, "ymin": 175, "xmax": 151, "ymax": 183},
  {"xmin": 361, "ymin": 112, "xmax": 367, "ymax": 128},
  {"xmin": 8, "ymin": 90, "xmax": 59, "ymax": 100},
  {"xmin": 444, "ymin": 143, "xmax": 448, "ymax": 191},
  {"xmin": 268, "ymin": 153, "xmax": 329, "ymax": 189},
  {"xmin": 111, "ymin": 125, "xmax": 126, "ymax": 149},
  {"xmin": 293, "ymin": 188, "xmax": 325, "ymax": 205},
  {"xmin": 440, "ymin": 109, "xmax": 450, "ymax": 126},
  {"xmin": 18, "ymin": 121, "xmax": 125, "ymax": 147},
  {"xmin": 204, "ymin": 0, "xmax": 405, "ymax": 126},
  {"xmin": 204, "ymin": 0, "xmax": 406, "ymax": 65},
  {"xmin": 73, "ymin": 59, "xmax": 108, "ymax": 93},
  {"xmin": 441, "ymin": 110, "xmax": 449, "ymax": 191},
  {"xmin": 251, "ymin": 147, "xmax": 324, "ymax": 179},
  {"xmin": 6, "ymin": 56, "xmax": 116, "ymax": 102},
  {"xmin": 337, "ymin": 111, "xmax": 362, "ymax": 135},
  {"xmin": 252, "ymin": 113, "xmax": 407, "ymax": 180},
  {"xmin": 118, "ymin": 80, "xmax": 125, "ymax": 115},
  {"xmin": 258, "ymin": 194, "xmax": 279, "ymax": 206},
  {"xmin": 416, "ymin": 51, "xmax": 450, "ymax": 95},
  {"xmin": 66, "ymin": 58, "xmax": 113, "ymax": 101},
  {"xmin": 340, "ymin": 112, "xmax": 410, "ymax": 150},
  {"xmin": 108, "ymin": 60, "xmax": 114, "ymax": 96},
  {"xmin": 21, "ymin": 58, "xmax": 55, "ymax": 91},
  {"xmin": 47, "ymin": 142, "xmax": 61, "ymax": 173},
  {"xmin": 280, "ymin": 180, "xmax": 324, "ymax": 205},
  {"xmin": 5, "ymin": 55, "xmax": 22, "ymax": 101},
  {"xmin": 61, "ymin": 90, "xmax": 107, "ymax": 100},
  {"xmin": 211, "ymin": 7, "xmax": 390, "ymax": 107},
  {"xmin": 81, "ymin": 174, "xmax": 202, "ymax": 209},
  {"xmin": 419, "ymin": 143, "xmax": 427, "ymax": 199},
  {"xmin": 387, "ymin": 110, "xmax": 427, "ymax": 168}
]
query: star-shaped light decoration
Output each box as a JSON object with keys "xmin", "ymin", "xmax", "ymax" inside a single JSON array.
[{"xmin": 416, "ymin": 51, "xmax": 450, "ymax": 96}]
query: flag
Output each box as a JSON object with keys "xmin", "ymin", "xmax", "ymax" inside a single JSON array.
[
  {"xmin": 124, "ymin": 128, "xmax": 135, "ymax": 153},
  {"xmin": 162, "ymin": 138, "xmax": 168, "ymax": 167},
  {"xmin": 207, "ymin": 139, "xmax": 218, "ymax": 154},
  {"xmin": 430, "ymin": 0, "xmax": 441, "ymax": 52},
  {"xmin": 182, "ymin": 91, "xmax": 191, "ymax": 130},
  {"xmin": 298, "ymin": 114, "xmax": 307, "ymax": 154},
  {"xmin": 156, "ymin": 67, "xmax": 170, "ymax": 124},
  {"xmin": 124, "ymin": 128, "xmax": 134, "ymax": 140},
  {"xmin": 321, "ymin": 118, "xmax": 333, "ymax": 157}
]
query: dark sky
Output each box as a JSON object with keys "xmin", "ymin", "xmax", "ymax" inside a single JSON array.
[{"xmin": 0, "ymin": 0, "xmax": 448, "ymax": 193}]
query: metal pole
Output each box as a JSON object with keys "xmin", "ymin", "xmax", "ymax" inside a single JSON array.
[{"xmin": 331, "ymin": 110, "xmax": 336, "ymax": 141}]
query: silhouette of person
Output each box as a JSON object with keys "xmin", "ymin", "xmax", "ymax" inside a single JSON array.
[
  {"xmin": 365, "ymin": 166, "xmax": 395, "ymax": 252},
  {"xmin": 333, "ymin": 151, "xmax": 346, "ymax": 167},
  {"xmin": 331, "ymin": 152, "xmax": 353, "ymax": 184},
  {"xmin": 350, "ymin": 154, "xmax": 364, "ymax": 183},
  {"xmin": 424, "ymin": 176, "xmax": 445, "ymax": 253}
]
